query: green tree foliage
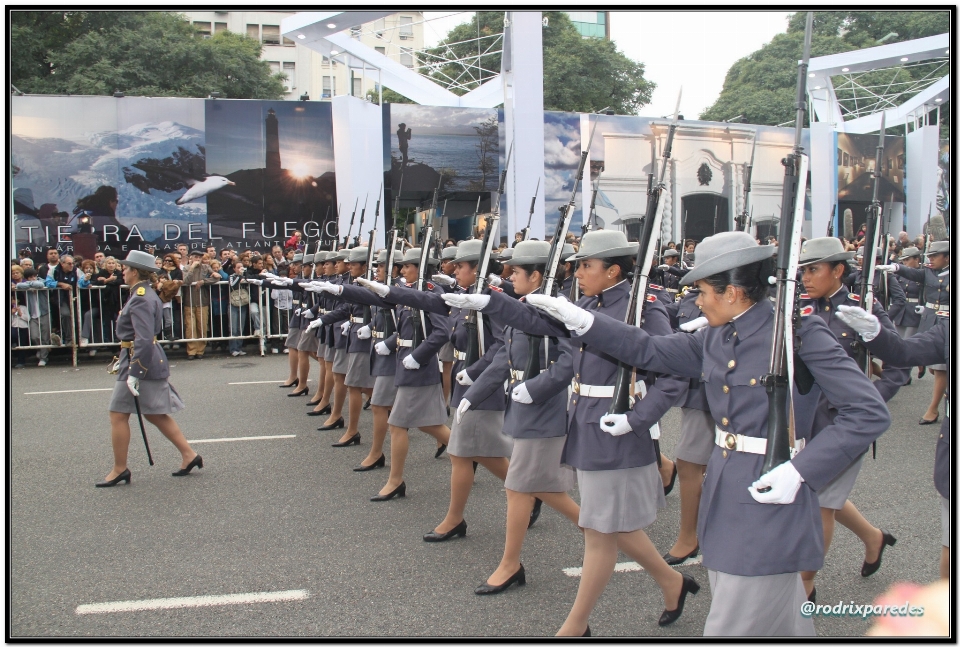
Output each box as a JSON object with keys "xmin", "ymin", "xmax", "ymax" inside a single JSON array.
[
  {"xmin": 419, "ymin": 11, "xmax": 654, "ymax": 114},
  {"xmin": 11, "ymin": 11, "xmax": 287, "ymax": 99},
  {"xmin": 701, "ymin": 11, "xmax": 950, "ymax": 129}
]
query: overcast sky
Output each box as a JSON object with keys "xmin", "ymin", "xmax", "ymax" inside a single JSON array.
[{"xmin": 422, "ymin": 10, "xmax": 794, "ymax": 120}]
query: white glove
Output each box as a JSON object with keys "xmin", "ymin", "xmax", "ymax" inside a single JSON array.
[
  {"xmin": 456, "ymin": 369, "xmax": 473, "ymax": 386},
  {"xmin": 270, "ymin": 277, "xmax": 293, "ymax": 286},
  {"xmin": 835, "ymin": 305, "xmax": 881, "ymax": 342},
  {"xmin": 301, "ymin": 309, "xmax": 315, "ymax": 319},
  {"xmin": 875, "ymin": 263, "xmax": 898, "ymax": 273},
  {"xmin": 375, "ymin": 341, "xmax": 391, "ymax": 356},
  {"xmin": 456, "ymin": 398, "xmax": 471, "ymax": 424},
  {"xmin": 126, "ymin": 375, "xmax": 140, "ymax": 397},
  {"xmin": 599, "ymin": 412, "xmax": 632, "ymax": 436},
  {"xmin": 748, "ymin": 461, "xmax": 804, "ymax": 505},
  {"xmin": 306, "ymin": 318, "xmax": 323, "ymax": 331},
  {"xmin": 356, "ymin": 325, "xmax": 371, "ymax": 340},
  {"xmin": 431, "ymin": 274, "xmax": 456, "ymax": 287},
  {"xmin": 293, "ymin": 308, "xmax": 302, "ymax": 316},
  {"xmin": 302, "ymin": 282, "xmax": 323, "ymax": 293},
  {"xmin": 915, "ymin": 305, "xmax": 924, "ymax": 315},
  {"xmin": 487, "ymin": 273, "xmax": 502, "ymax": 287},
  {"xmin": 402, "ymin": 354, "xmax": 421, "ymax": 370},
  {"xmin": 261, "ymin": 271, "xmax": 280, "ymax": 280},
  {"xmin": 398, "ymin": 277, "xmax": 408, "ymax": 286},
  {"xmin": 441, "ymin": 293, "xmax": 490, "ymax": 310},
  {"xmin": 657, "ymin": 264, "xmax": 670, "ymax": 271},
  {"xmin": 246, "ymin": 278, "xmax": 263, "ymax": 286},
  {"xmin": 356, "ymin": 277, "xmax": 390, "ymax": 298},
  {"xmin": 525, "ymin": 294, "xmax": 594, "ymax": 334},
  {"xmin": 340, "ymin": 321, "xmax": 351, "ymax": 335},
  {"xmin": 680, "ymin": 316, "xmax": 710, "ymax": 332},
  {"xmin": 317, "ymin": 283, "xmax": 343, "ymax": 295},
  {"xmin": 511, "ymin": 382, "xmax": 533, "ymax": 404}
]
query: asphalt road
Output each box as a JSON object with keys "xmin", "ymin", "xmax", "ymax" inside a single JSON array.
[{"xmin": 9, "ymin": 348, "xmax": 948, "ymax": 638}]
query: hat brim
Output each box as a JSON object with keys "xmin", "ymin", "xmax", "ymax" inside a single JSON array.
[
  {"xmin": 505, "ymin": 255, "xmax": 549, "ymax": 265},
  {"xmin": 680, "ymin": 244, "xmax": 776, "ymax": 286},
  {"xmin": 797, "ymin": 250, "xmax": 855, "ymax": 266},
  {"xmin": 567, "ymin": 243, "xmax": 639, "ymax": 261}
]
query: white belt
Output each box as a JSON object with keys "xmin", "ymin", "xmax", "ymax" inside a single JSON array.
[
  {"xmin": 319, "ymin": 309, "xmax": 328, "ymax": 315},
  {"xmin": 454, "ymin": 350, "xmax": 467, "ymax": 361},
  {"xmin": 666, "ymin": 288, "xmax": 679, "ymax": 294},
  {"xmin": 572, "ymin": 379, "xmax": 644, "ymax": 398},
  {"xmin": 714, "ymin": 427, "xmax": 805, "ymax": 459},
  {"xmin": 906, "ymin": 298, "xmax": 919, "ymax": 303},
  {"xmin": 926, "ymin": 303, "xmax": 948, "ymax": 311},
  {"xmin": 372, "ymin": 331, "xmax": 385, "ymax": 339},
  {"xmin": 397, "ymin": 339, "xmax": 413, "ymax": 348},
  {"xmin": 510, "ymin": 368, "xmax": 545, "ymax": 381},
  {"xmin": 350, "ymin": 316, "xmax": 365, "ymax": 324}
]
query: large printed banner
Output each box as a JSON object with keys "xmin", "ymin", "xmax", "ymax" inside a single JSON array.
[{"xmin": 11, "ymin": 96, "xmax": 337, "ymax": 256}]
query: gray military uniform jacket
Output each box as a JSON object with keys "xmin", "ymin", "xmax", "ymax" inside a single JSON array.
[
  {"xmin": 574, "ymin": 300, "xmax": 890, "ymax": 576},
  {"xmin": 664, "ymin": 288, "xmax": 710, "ymax": 411},
  {"xmin": 894, "ymin": 264, "xmax": 950, "ymax": 332},
  {"xmin": 329, "ymin": 283, "xmax": 397, "ymax": 376},
  {"xmin": 114, "ymin": 280, "xmax": 169, "ymax": 381},
  {"xmin": 892, "ymin": 272, "xmax": 923, "ymax": 328},
  {"xmin": 381, "ymin": 282, "xmax": 450, "ymax": 388}
]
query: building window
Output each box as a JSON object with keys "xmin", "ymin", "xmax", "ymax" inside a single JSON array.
[
  {"xmin": 262, "ymin": 25, "xmax": 281, "ymax": 45},
  {"xmin": 268, "ymin": 61, "xmax": 281, "ymax": 76},
  {"xmin": 350, "ymin": 26, "xmax": 362, "ymax": 39},
  {"xmin": 322, "ymin": 76, "xmax": 334, "ymax": 98},
  {"xmin": 400, "ymin": 47, "xmax": 413, "ymax": 68},
  {"xmin": 375, "ymin": 46, "xmax": 386, "ymax": 56},
  {"xmin": 246, "ymin": 24, "xmax": 259, "ymax": 40},
  {"xmin": 283, "ymin": 62, "xmax": 296, "ymax": 92},
  {"xmin": 352, "ymin": 77, "xmax": 362, "ymax": 96},
  {"xmin": 399, "ymin": 16, "xmax": 413, "ymax": 39},
  {"xmin": 193, "ymin": 21, "xmax": 211, "ymax": 38},
  {"xmin": 214, "ymin": 22, "xmax": 227, "ymax": 34}
]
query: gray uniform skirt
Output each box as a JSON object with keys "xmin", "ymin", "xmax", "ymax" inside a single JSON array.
[
  {"xmin": 332, "ymin": 347, "xmax": 349, "ymax": 374},
  {"xmin": 323, "ymin": 343, "xmax": 336, "ymax": 362},
  {"xmin": 285, "ymin": 327, "xmax": 302, "ymax": 349},
  {"xmin": 504, "ymin": 436, "xmax": 575, "ymax": 493},
  {"xmin": 388, "ymin": 383, "xmax": 447, "ymax": 428},
  {"xmin": 371, "ymin": 374, "xmax": 398, "ymax": 407},
  {"xmin": 577, "ymin": 463, "xmax": 665, "ymax": 534},
  {"xmin": 816, "ymin": 452, "xmax": 865, "ymax": 510},
  {"xmin": 296, "ymin": 328, "xmax": 320, "ymax": 353},
  {"xmin": 674, "ymin": 408, "xmax": 715, "ymax": 465},
  {"xmin": 345, "ymin": 351, "xmax": 376, "ymax": 388},
  {"xmin": 438, "ymin": 340, "xmax": 455, "ymax": 362},
  {"xmin": 942, "ymin": 495, "xmax": 950, "ymax": 547},
  {"xmin": 448, "ymin": 409, "xmax": 511, "ymax": 458},
  {"xmin": 703, "ymin": 570, "xmax": 815, "ymax": 636},
  {"xmin": 108, "ymin": 379, "xmax": 184, "ymax": 415}
]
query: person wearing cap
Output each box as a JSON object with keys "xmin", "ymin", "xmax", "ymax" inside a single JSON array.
[
  {"xmin": 845, "ymin": 245, "xmax": 907, "ymax": 322},
  {"xmin": 181, "ymin": 248, "xmax": 219, "ymax": 359},
  {"xmin": 275, "ymin": 251, "xmax": 316, "ymax": 397},
  {"xmin": 375, "ymin": 239, "xmax": 510, "ymax": 541},
  {"xmin": 449, "ymin": 230, "xmax": 693, "ymax": 634},
  {"xmin": 891, "ymin": 247, "xmax": 924, "ymax": 340},
  {"xmin": 654, "ymin": 249, "xmax": 688, "ymax": 298},
  {"xmin": 303, "ymin": 250, "xmax": 331, "ymax": 411},
  {"xmin": 434, "ymin": 244, "xmax": 461, "ymax": 412},
  {"xmin": 447, "ymin": 240, "xmax": 581, "ymax": 595},
  {"xmin": 878, "ymin": 240, "xmax": 950, "ymax": 425},
  {"xmin": 796, "ymin": 236, "xmax": 908, "ymax": 599},
  {"xmin": 518, "ymin": 231, "xmax": 890, "ymax": 636},
  {"xmin": 834, "ymin": 302, "xmax": 951, "ymax": 581},
  {"xmin": 290, "ymin": 253, "xmax": 323, "ymax": 395},
  {"xmin": 356, "ymin": 247, "xmax": 452, "ymax": 501},
  {"xmin": 269, "ymin": 252, "xmax": 305, "ymax": 388},
  {"xmin": 559, "ymin": 243, "xmax": 577, "ymax": 299},
  {"xmin": 309, "ymin": 253, "xmax": 348, "ymax": 419},
  {"xmin": 682, "ymin": 240, "xmax": 696, "ymax": 268},
  {"xmin": 97, "ymin": 250, "xmax": 202, "ymax": 487},
  {"xmin": 306, "ymin": 250, "xmax": 351, "ymax": 424}
]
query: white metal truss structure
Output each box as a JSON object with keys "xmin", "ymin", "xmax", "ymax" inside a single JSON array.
[{"xmin": 807, "ymin": 33, "xmax": 949, "ymax": 133}]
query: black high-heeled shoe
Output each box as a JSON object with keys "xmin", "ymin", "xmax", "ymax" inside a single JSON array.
[
  {"xmin": 288, "ymin": 387, "xmax": 310, "ymax": 397},
  {"xmin": 663, "ymin": 545, "xmax": 699, "ymax": 566},
  {"xmin": 353, "ymin": 454, "xmax": 385, "ymax": 472},
  {"xmin": 95, "ymin": 468, "xmax": 131, "ymax": 488},
  {"xmin": 582, "ymin": 626, "xmax": 591, "ymax": 637},
  {"xmin": 307, "ymin": 405, "xmax": 332, "ymax": 416},
  {"xmin": 318, "ymin": 417, "xmax": 344, "ymax": 430},
  {"xmin": 528, "ymin": 498, "xmax": 543, "ymax": 529},
  {"xmin": 363, "ymin": 398, "xmax": 372, "ymax": 410},
  {"xmin": 279, "ymin": 378, "xmax": 299, "ymax": 388},
  {"xmin": 807, "ymin": 587, "xmax": 817, "ymax": 603},
  {"xmin": 658, "ymin": 574, "xmax": 700, "ymax": 626},
  {"xmin": 475, "ymin": 564, "xmax": 526, "ymax": 595},
  {"xmin": 434, "ymin": 444, "xmax": 447, "ymax": 458},
  {"xmin": 663, "ymin": 463, "xmax": 678, "ymax": 496},
  {"xmin": 861, "ymin": 530, "xmax": 897, "ymax": 577},
  {"xmin": 332, "ymin": 433, "xmax": 360, "ymax": 447},
  {"xmin": 172, "ymin": 455, "xmax": 203, "ymax": 477},
  {"xmin": 423, "ymin": 519, "xmax": 467, "ymax": 543},
  {"xmin": 370, "ymin": 481, "xmax": 406, "ymax": 502}
]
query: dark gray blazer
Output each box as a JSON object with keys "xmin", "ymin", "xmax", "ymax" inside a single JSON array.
[
  {"xmin": 894, "ymin": 264, "xmax": 950, "ymax": 332},
  {"xmin": 893, "ymin": 273, "xmax": 923, "ymax": 327},
  {"xmin": 114, "ymin": 280, "xmax": 169, "ymax": 381},
  {"xmin": 381, "ymin": 283, "xmax": 449, "ymax": 388},
  {"xmin": 664, "ymin": 289, "xmax": 709, "ymax": 411}
]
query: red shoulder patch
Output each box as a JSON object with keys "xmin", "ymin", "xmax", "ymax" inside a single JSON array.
[
  {"xmin": 645, "ymin": 294, "xmax": 657, "ymax": 303},
  {"xmin": 848, "ymin": 293, "xmax": 860, "ymax": 302},
  {"xmin": 489, "ymin": 285, "xmax": 503, "ymax": 293},
  {"xmin": 800, "ymin": 305, "xmax": 814, "ymax": 317},
  {"xmin": 426, "ymin": 282, "xmax": 434, "ymax": 290}
]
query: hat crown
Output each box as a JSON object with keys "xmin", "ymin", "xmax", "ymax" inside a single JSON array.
[
  {"xmin": 928, "ymin": 241, "xmax": 949, "ymax": 254},
  {"xmin": 347, "ymin": 247, "xmax": 369, "ymax": 263},
  {"xmin": 401, "ymin": 247, "xmax": 426, "ymax": 264},
  {"xmin": 900, "ymin": 246, "xmax": 921, "ymax": 258},
  {"xmin": 663, "ymin": 249, "xmax": 680, "ymax": 258},
  {"xmin": 454, "ymin": 240, "xmax": 484, "ymax": 260},
  {"xmin": 696, "ymin": 231, "xmax": 760, "ymax": 263},
  {"xmin": 508, "ymin": 240, "xmax": 550, "ymax": 263},
  {"xmin": 800, "ymin": 237, "xmax": 845, "ymax": 261},
  {"xmin": 122, "ymin": 249, "xmax": 160, "ymax": 272},
  {"xmin": 580, "ymin": 230, "xmax": 629, "ymax": 256},
  {"xmin": 441, "ymin": 246, "xmax": 459, "ymax": 260}
]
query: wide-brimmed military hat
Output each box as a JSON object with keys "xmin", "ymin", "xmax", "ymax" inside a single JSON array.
[
  {"xmin": 497, "ymin": 247, "xmax": 514, "ymax": 262},
  {"xmin": 441, "ymin": 245, "xmax": 459, "ymax": 261},
  {"xmin": 798, "ymin": 237, "xmax": 855, "ymax": 266},
  {"xmin": 899, "ymin": 246, "xmax": 922, "ymax": 259},
  {"xmin": 505, "ymin": 240, "xmax": 550, "ymax": 265},
  {"xmin": 376, "ymin": 245, "xmax": 406, "ymax": 265},
  {"xmin": 400, "ymin": 247, "xmax": 439, "ymax": 266},
  {"xmin": 313, "ymin": 251, "xmax": 332, "ymax": 263},
  {"xmin": 453, "ymin": 240, "xmax": 488, "ymax": 263},
  {"xmin": 327, "ymin": 249, "xmax": 348, "ymax": 262},
  {"xmin": 927, "ymin": 241, "xmax": 950, "ymax": 255},
  {"xmin": 561, "ymin": 243, "xmax": 576, "ymax": 262},
  {"xmin": 566, "ymin": 230, "xmax": 639, "ymax": 261},
  {"xmin": 662, "ymin": 249, "xmax": 680, "ymax": 259},
  {"xmin": 680, "ymin": 231, "xmax": 776, "ymax": 286},
  {"xmin": 347, "ymin": 247, "xmax": 370, "ymax": 264},
  {"xmin": 121, "ymin": 249, "xmax": 160, "ymax": 273},
  {"xmin": 291, "ymin": 252, "xmax": 304, "ymax": 263}
]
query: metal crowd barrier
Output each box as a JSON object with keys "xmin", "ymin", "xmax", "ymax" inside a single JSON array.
[{"xmin": 10, "ymin": 285, "xmax": 77, "ymax": 366}]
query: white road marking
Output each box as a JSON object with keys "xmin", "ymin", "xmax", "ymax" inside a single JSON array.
[
  {"xmin": 563, "ymin": 555, "xmax": 702, "ymax": 577},
  {"xmin": 76, "ymin": 589, "xmax": 310, "ymax": 615},
  {"xmin": 227, "ymin": 380, "xmax": 313, "ymax": 385},
  {"xmin": 188, "ymin": 434, "xmax": 296, "ymax": 444},
  {"xmin": 23, "ymin": 388, "xmax": 114, "ymax": 395}
]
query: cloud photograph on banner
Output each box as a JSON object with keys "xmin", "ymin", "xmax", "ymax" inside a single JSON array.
[{"xmin": 542, "ymin": 111, "xmax": 582, "ymax": 234}]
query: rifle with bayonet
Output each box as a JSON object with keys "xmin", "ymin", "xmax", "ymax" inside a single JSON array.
[
  {"xmin": 736, "ymin": 136, "xmax": 757, "ymax": 232},
  {"xmin": 361, "ymin": 185, "xmax": 382, "ymax": 326},
  {"xmin": 607, "ymin": 89, "xmax": 683, "ymax": 470},
  {"xmin": 520, "ymin": 178, "xmax": 541, "ymax": 242},
  {"xmin": 342, "ymin": 198, "xmax": 359, "ymax": 249},
  {"xmin": 464, "ymin": 143, "xmax": 512, "ymax": 367},
  {"xmin": 381, "ymin": 228, "xmax": 400, "ymax": 337},
  {"xmin": 353, "ymin": 194, "xmax": 369, "ymax": 248},
  {"xmin": 758, "ymin": 12, "xmax": 814, "ymax": 481},
  {"xmin": 409, "ymin": 224, "xmax": 434, "ymax": 350}
]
